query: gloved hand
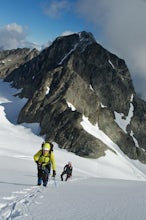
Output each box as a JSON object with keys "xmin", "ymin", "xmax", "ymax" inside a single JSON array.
[
  {"xmin": 52, "ymin": 170, "xmax": 56, "ymax": 177},
  {"xmin": 36, "ymin": 162, "xmax": 42, "ymax": 168}
]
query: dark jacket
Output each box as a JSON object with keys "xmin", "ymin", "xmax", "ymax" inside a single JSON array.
[{"xmin": 64, "ymin": 164, "xmax": 72, "ymax": 175}]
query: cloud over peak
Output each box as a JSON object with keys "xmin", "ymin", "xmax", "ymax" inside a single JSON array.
[{"xmin": 76, "ymin": 0, "xmax": 146, "ymax": 100}]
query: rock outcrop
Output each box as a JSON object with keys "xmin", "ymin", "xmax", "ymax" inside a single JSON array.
[
  {"xmin": 3, "ymin": 31, "xmax": 146, "ymax": 162},
  {"xmin": 0, "ymin": 48, "xmax": 39, "ymax": 79}
]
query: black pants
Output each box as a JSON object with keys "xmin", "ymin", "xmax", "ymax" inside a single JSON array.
[
  {"xmin": 61, "ymin": 171, "xmax": 71, "ymax": 181},
  {"xmin": 38, "ymin": 168, "xmax": 49, "ymax": 182},
  {"xmin": 37, "ymin": 164, "xmax": 51, "ymax": 185}
]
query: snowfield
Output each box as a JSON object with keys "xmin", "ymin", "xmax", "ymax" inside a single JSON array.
[{"xmin": 0, "ymin": 80, "xmax": 146, "ymax": 220}]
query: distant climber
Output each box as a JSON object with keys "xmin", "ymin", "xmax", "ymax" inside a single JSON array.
[{"xmin": 60, "ymin": 161, "xmax": 73, "ymax": 181}]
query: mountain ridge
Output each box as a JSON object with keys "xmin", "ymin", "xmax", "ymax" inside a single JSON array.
[{"xmin": 1, "ymin": 31, "xmax": 146, "ymax": 163}]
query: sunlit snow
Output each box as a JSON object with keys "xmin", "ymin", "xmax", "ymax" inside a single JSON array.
[{"xmin": 0, "ymin": 80, "xmax": 146, "ymax": 220}]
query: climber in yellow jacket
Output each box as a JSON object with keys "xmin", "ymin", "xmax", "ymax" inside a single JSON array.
[{"xmin": 34, "ymin": 142, "xmax": 56, "ymax": 187}]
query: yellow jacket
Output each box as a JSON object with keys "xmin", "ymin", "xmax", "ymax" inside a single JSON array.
[{"xmin": 34, "ymin": 150, "xmax": 56, "ymax": 171}]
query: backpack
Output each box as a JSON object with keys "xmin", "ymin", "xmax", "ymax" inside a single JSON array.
[{"xmin": 49, "ymin": 142, "xmax": 54, "ymax": 153}]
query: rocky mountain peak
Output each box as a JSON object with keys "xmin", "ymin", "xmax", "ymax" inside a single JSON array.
[{"xmin": 2, "ymin": 31, "xmax": 146, "ymax": 163}]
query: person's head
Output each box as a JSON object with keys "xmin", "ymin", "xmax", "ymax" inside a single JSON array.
[
  {"xmin": 42, "ymin": 142, "xmax": 51, "ymax": 155},
  {"xmin": 68, "ymin": 161, "xmax": 72, "ymax": 167}
]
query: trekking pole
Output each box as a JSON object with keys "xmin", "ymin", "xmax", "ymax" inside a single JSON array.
[{"xmin": 52, "ymin": 176, "xmax": 57, "ymax": 187}]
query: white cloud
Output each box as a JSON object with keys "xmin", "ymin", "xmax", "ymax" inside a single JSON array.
[
  {"xmin": 60, "ymin": 30, "xmax": 75, "ymax": 36},
  {"xmin": 76, "ymin": 0, "xmax": 146, "ymax": 100},
  {"xmin": 42, "ymin": 0, "xmax": 71, "ymax": 18},
  {"xmin": 0, "ymin": 23, "xmax": 27, "ymax": 50},
  {"xmin": 0, "ymin": 23, "xmax": 40, "ymax": 50},
  {"xmin": 6, "ymin": 23, "xmax": 23, "ymax": 33}
]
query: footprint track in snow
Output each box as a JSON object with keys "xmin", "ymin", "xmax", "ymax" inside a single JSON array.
[{"xmin": 0, "ymin": 186, "xmax": 43, "ymax": 220}]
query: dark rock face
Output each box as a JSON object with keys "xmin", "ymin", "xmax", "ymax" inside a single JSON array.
[
  {"xmin": 0, "ymin": 48, "xmax": 39, "ymax": 79},
  {"xmin": 4, "ymin": 31, "xmax": 146, "ymax": 162}
]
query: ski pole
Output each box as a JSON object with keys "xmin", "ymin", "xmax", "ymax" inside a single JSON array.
[{"xmin": 52, "ymin": 176, "xmax": 57, "ymax": 187}]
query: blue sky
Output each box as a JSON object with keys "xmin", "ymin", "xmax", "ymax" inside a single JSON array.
[
  {"xmin": 1, "ymin": 0, "xmax": 146, "ymax": 100},
  {"xmin": 0, "ymin": 0, "xmax": 95, "ymax": 45}
]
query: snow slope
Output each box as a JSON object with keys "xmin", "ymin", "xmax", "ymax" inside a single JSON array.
[{"xmin": 0, "ymin": 80, "xmax": 146, "ymax": 220}]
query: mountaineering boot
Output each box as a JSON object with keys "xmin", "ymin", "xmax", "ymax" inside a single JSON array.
[
  {"xmin": 43, "ymin": 181, "xmax": 48, "ymax": 187},
  {"xmin": 37, "ymin": 178, "xmax": 42, "ymax": 186}
]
